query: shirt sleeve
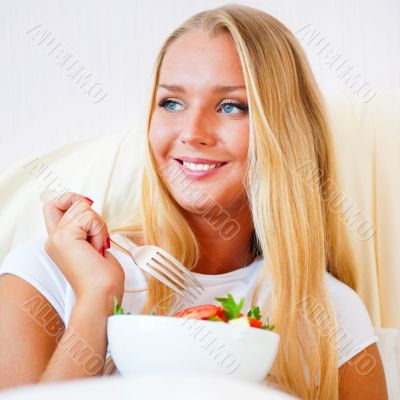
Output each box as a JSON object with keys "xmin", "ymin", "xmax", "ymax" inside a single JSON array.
[
  {"xmin": 326, "ymin": 273, "xmax": 379, "ymax": 367},
  {"xmin": 0, "ymin": 236, "xmax": 68, "ymax": 324}
]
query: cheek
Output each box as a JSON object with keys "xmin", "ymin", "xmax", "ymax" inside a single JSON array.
[
  {"xmin": 226, "ymin": 128, "xmax": 249, "ymax": 162},
  {"xmin": 148, "ymin": 129, "xmax": 159, "ymax": 155},
  {"xmin": 238, "ymin": 136, "xmax": 249, "ymax": 160},
  {"xmin": 149, "ymin": 124, "xmax": 172, "ymax": 163}
]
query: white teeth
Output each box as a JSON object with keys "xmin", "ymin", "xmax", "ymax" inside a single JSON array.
[{"xmin": 182, "ymin": 161, "xmax": 223, "ymax": 171}]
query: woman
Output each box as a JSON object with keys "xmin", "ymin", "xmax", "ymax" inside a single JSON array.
[{"xmin": 0, "ymin": 4, "xmax": 388, "ymax": 399}]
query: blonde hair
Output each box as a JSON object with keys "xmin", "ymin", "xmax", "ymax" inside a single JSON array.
[{"xmin": 104, "ymin": 4, "xmax": 358, "ymax": 398}]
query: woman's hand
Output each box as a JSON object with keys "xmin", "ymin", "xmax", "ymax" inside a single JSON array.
[{"xmin": 42, "ymin": 192, "xmax": 125, "ymax": 312}]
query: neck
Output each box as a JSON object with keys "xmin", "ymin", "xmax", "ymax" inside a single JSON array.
[{"xmin": 184, "ymin": 204, "xmax": 256, "ymax": 275}]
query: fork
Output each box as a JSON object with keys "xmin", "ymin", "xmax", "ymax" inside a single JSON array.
[{"xmin": 109, "ymin": 237, "xmax": 204, "ymax": 304}]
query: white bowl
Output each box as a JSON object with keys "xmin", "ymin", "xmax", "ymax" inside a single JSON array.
[{"xmin": 107, "ymin": 315, "xmax": 280, "ymax": 383}]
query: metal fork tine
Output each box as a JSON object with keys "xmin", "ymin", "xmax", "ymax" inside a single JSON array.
[
  {"xmin": 109, "ymin": 237, "xmax": 200, "ymax": 303},
  {"xmin": 150, "ymin": 255, "xmax": 203, "ymax": 297},
  {"xmin": 140, "ymin": 262, "xmax": 196, "ymax": 304},
  {"xmin": 155, "ymin": 248, "xmax": 205, "ymax": 291},
  {"xmin": 146, "ymin": 261, "xmax": 199, "ymax": 301}
]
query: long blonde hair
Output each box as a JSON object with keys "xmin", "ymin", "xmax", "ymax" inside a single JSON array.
[{"xmin": 104, "ymin": 4, "xmax": 358, "ymax": 398}]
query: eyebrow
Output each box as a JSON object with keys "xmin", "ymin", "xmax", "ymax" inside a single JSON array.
[{"xmin": 158, "ymin": 84, "xmax": 246, "ymax": 94}]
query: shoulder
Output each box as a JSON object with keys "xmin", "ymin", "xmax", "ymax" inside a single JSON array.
[
  {"xmin": 0, "ymin": 236, "xmax": 68, "ymax": 322},
  {"xmin": 324, "ymin": 272, "xmax": 379, "ymax": 367},
  {"xmin": 1, "ymin": 236, "xmax": 67, "ymax": 288},
  {"xmin": 324, "ymin": 273, "xmax": 372, "ymax": 323},
  {"xmin": 1, "ymin": 236, "xmax": 47, "ymax": 263}
]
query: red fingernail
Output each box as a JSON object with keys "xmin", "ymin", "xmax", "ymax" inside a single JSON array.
[
  {"xmin": 100, "ymin": 247, "xmax": 105, "ymax": 257},
  {"xmin": 106, "ymin": 236, "xmax": 110, "ymax": 249},
  {"xmin": 83, "ymin": 196, "xmax": 94, "ymax": 204}
]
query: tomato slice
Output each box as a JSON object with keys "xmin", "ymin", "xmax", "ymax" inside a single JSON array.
[
  {"xmin": 247, "ymin": 317, "xmax": 263, "ymax": 328},
  {"xmin": 173, "ymin": 304, "xmax": 219, "ymax": 320},
  {"xmin": 174, "ymin": 305, "xmax": 264, "ymax": 329},
  {"xmin": 216, "ymin": 306, "xmax": 228, "ymax": 322}
]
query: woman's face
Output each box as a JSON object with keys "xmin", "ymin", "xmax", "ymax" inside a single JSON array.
[{"xmin": 149, "ymin": 30, "xmax": 250, "ymax": 213}]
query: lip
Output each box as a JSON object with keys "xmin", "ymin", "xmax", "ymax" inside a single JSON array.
[
  {"xmin": 174, "ymin": 156, "xmax": 228, "ymax": 164},
  {"xmin": 173, "ymin": 159, "xmax": 228, "ymax": 180}
]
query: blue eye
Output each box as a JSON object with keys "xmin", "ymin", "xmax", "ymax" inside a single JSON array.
[
  {"xmin": 158, "ymin": 99, "xmax": 183, "ymax": 112},
  {"xmin": 157, "ymin": 98, "xmax": 248, "ymax": 114},
  {"xmin": 220, "ymin": 102, "xmax": 248, "ymax": 114}
]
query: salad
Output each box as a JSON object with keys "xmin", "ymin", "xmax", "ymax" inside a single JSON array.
[
  {"xmin": 113, "ymin": 292, "xmax": 274, "ymax": 331},
  {"xmin": 173, "ymin": 292, "xmax": 275, "ymax": 330},
  {"xmin": 114, "ymin": 297, "xmax": 131, "ymax": 315}
]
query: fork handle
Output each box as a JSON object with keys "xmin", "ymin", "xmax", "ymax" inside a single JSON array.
[{"xmin": 109, "ymin": 236, "xmax": 137, "ymax": 255}]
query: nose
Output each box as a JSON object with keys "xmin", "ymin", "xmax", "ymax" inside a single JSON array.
[{"xmin": 179, "ymin": 108, "xmax": 217, "ymax": 146}]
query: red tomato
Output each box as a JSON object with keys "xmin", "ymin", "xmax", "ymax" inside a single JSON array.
[
  {"xmin": 248, "ymin": 317, "xmax": 263, "ymax": 328},
  {"xmin": 216, "ymin": 306, "xmax": 228, "ymax": 322},
  {"xmin": 173, "ymin": 304, "xmax": 219, "ymax": 320}
]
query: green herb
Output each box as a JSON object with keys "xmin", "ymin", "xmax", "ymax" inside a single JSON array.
[
  {"xmin": 214, "ymin": 294, "xmax": 275, "ymax": 331},
  {"xmin": 260, "ymin": 324, "xmax": 275, "ymax": 331},
  {"xmin": 113, "ymin": 296, "xmax": 131, "ymax": 315},
  {"xmin": 215, "ymin": 292, "xmax": 244, "ymax": 320},
  {"xmin": 260, "ymin": 317, "xmax": 275, "ymax": 331},
  {"xmin": 247, "ymin": 305, "xmax": 261, "ymax": 320}
]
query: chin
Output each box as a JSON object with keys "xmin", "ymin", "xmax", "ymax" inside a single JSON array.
[{"xmin": 175, "ymin": 195, "xmax": 213, "ymax": 214}]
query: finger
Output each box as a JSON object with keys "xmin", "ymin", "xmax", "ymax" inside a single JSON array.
[
  {"xmin": 42, "ymin": 191, "xmax": 94, "ymax": 235},
  {"xmin": 86, "ymin": 213, "xmax": 109, "ymax": 255},
  {"xmin": 56, "ymin": 192, "xmax": 94, "ymax": 211},
  {"xmin": 62, "ymin": 201, "xmax": 109, "ymax": 255}
]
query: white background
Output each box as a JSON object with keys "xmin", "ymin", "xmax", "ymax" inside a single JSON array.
[{"xmin": 0, "ymin": 0, "xmax": 399, "ymax": 172}]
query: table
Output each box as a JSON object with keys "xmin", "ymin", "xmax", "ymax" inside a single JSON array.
[{"xmin": 0, "ymin": 372, "xmax": 297, "ymax": 400}]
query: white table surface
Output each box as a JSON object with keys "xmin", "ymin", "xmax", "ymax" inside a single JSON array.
[{"xmin": 0, "ymin": 372, "xmax": 297, "ymax": 400}]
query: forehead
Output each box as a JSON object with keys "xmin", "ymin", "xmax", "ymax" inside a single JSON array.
[{"xmin": 159, "ymin": 30, "xmax": 245, "ymax": 90}]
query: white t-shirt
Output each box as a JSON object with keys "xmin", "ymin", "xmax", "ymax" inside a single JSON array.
[{"xmin": 0, "ymin": 234, "xmax": 378, "ymax": 368}]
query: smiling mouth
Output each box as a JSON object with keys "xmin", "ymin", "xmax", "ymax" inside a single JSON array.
[
  {"xmin": 173, "ymin": 159, "xmax": 228, "ymax": 175},
  {"xmin": 174, "ymin": 159, "xmax": 228, "ymax": 167}
]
